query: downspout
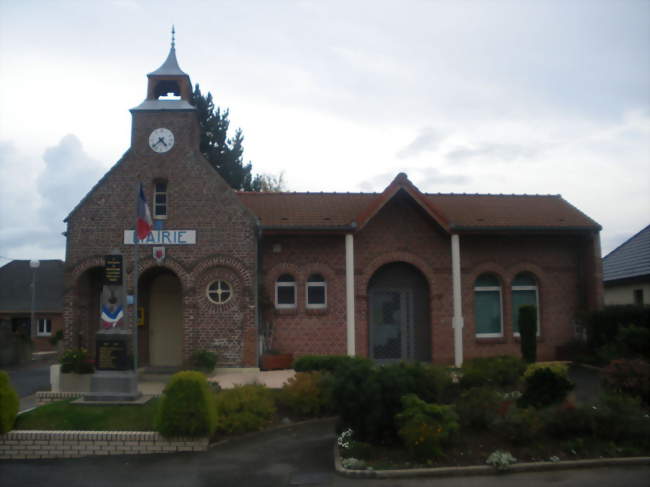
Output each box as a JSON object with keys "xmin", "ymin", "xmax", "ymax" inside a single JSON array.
[
  {"xmin": 345, "ymin": 232, "xmax": 356, "ymax": 356},
  {"xmin": 451, "ymin": 234, "xmax": 464, "ymax": 367}
]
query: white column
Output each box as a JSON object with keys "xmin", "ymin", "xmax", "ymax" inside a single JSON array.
[
  {"xmin": 451, "ymin": 234, "xmax": 464, "ymax": 367},
  {"xmin": 345, "ymin": 233, "xmax": 356, "ymax": 356}
]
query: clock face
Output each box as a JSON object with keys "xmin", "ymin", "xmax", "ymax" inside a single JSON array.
[{"xmin": 148, "ymin": 128, "xmax": 174, "ymax": 153}]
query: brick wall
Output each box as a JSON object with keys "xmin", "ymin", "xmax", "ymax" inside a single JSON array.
[
  {"xmin": 0, "ymin": 430, "xmax": 208, "ymax": 459},
  {"xmin": 64, "ymin": 107, "xmax": 258, "ymax": 367},
  {"xmin": 261, "ymin": 194, "xmax": 599, "ymax": 364}
]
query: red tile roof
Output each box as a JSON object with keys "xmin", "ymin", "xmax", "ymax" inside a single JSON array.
[{"xmin": 236, "ymin": 173, "xmax": 600, "ymax": 233}]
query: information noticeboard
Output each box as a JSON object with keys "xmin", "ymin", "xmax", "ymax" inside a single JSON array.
[{"xmin": 104, "ymin": 255, "xmax": 123, "ymax": 285}]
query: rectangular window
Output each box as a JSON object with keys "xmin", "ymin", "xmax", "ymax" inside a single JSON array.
[
  {"xmin": 512, "ymin": 290, "xmax": 537, "ymax": 334},
  {"xmin": 37, "ymin": 318, "xmax": 52, "ymax": 336},
  {"xmin": 307, "ymin": 284, "xmax": 326, "ymax": 308},
  {"xmin": 474, "ymin": 290, "xmax": 502, "ymax": 336},
  {"xmin": 154, "ymin": 182, "xmax": 167, "ymax": 219},
  {"xmin": 276, "ymin": 284, "xmax": 296, "ymax": 308}
]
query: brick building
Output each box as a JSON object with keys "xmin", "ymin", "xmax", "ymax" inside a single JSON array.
[{"xmin": 63, "ymin": 43, "xmax": 603, "ymax": 369}]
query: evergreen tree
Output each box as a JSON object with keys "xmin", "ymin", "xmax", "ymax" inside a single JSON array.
[{"xmin": 192, "ymin": 84, "xmax": 256, "ymax": 190}]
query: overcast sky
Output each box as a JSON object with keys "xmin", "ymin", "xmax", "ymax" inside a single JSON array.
[{"xmin": 0, "ymin": 0, "xmax": 648, "ymax": 263}]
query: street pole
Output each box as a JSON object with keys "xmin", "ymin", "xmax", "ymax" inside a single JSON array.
[{"xmin": 29, "ymin": 259, "xmax": 40, "ymax": 340}]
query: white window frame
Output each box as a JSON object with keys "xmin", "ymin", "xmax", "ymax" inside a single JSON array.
[
  {"xmin": 306, "ymin": 274, "xmax": 327, "ymax": 309},
  {"xmin": 512, "ymin": 280, "xmax": 540, "ymax": 337},
  {"xmin": 206, "ymin": 280, "xmax": 232, "ymax": 305},
  {"xmin": 474, "ymin": 278, "xmax": 503, "ymax": 338},
  {"xmin": 275, "ymin": 275, "xmax": 296, "ymax": 309},
  {"xmin": 37, "ymin": 318, "xmax": 52, "ymax": 337},
  {"xmin": 153, "ymin": 181, "xmax": 168, "ymax": 220}
]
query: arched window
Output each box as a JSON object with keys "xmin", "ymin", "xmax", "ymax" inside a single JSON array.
[
  {"xmin": 275, "ymin": 274, "xmax": 296, "ymax": 308},
  {"xmin": 474, "ymin": 273, "xmax": 503, "ymax": 337},
  {"xmin": 154, "ymin": 181, "xmax": 168, "ymax": 219},
  {"xmin": 306, "ymin": 274, "xmax": 326, "ymax": 309},
  {"xmin": 512, "ymin": 272, "xmax": 539, "ymax": 335}
]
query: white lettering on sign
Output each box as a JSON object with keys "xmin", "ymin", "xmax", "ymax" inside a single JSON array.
[{"xmin": 123, "ymin": 230, "xmax": 196, "ymax": 245}]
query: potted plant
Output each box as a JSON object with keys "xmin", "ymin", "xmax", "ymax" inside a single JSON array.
[
  {"xmin": 59, "ymin": 348, "xmax": 94, "ymax": 392},
  {"xmin": 260, "ymin": 349, "xmax": 294, "ymax": 371}
]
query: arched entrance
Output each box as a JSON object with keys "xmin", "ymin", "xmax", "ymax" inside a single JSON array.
[
  {"xmin": 139, "ymin": 268, "xmax": 183, "ymax": 367},
  {"xmin": 368, "ymin": 262, "xmax": 431, "ymax": 363}
]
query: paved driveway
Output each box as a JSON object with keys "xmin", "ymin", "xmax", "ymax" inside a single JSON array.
[{"xmin": 1, "ymin": 419, "xmax": 648, "ymax": 487}]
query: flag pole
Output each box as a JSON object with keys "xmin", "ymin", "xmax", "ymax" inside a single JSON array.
[{"xmin": 133, "ymin": 182, "xmax": 140, "ymax": 373}]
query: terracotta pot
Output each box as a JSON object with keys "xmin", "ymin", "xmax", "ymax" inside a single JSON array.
[{"xmin": 260, "ymin": 353, "xmax": 294, "ymax": 371}]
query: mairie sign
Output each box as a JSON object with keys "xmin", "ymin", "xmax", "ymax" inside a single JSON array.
[{"xmin": 123, "ymin": 230, "xmax": 196, "ymax": 245}]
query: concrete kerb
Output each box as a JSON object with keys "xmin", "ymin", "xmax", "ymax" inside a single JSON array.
[{"xmin": 334, "ymin": 443, "xmax": 650, "ymax": 479}]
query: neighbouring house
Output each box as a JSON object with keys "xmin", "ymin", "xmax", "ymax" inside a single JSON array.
[
  {"xmin": 62, "ymin": 39, "xmax": 604, "ymax": 369},
  {"xmin": 0, "ymin": 259, "xmax": 64, "ymax": 356},
  {"xmin": 603, "ymin": 224, "xmax": 650, "ymax": 306}
]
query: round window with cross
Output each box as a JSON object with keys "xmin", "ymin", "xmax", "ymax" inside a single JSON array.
[{"xmin": 207, "ymin": 280, "xmax": 232, "ymax": 305}]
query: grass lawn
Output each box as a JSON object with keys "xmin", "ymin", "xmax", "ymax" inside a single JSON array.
[{"xmin": 14, "ymin": 398, "xmax": 160, "ymax": 431}]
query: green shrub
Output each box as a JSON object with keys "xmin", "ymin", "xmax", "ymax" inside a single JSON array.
[
  {"xmin": 601, "ymin": 358, "xmax": 650, "ymax": 404},
  {"xmin": 0, "ymin": 371, "xmax": 19, "ymax": 434},
  {"xmin": 591, "ymin": 392, "xmax": 649, "ymax": 443},
  {"xmin": 279, "ymin": 371, "xmax": 333, "ymax": 417},
  {"xmin": 519, "ymin": 305, "xmax": 537, "ymax": 363},
  {"xmin": 585, "ymin": 305, "xmax": 650, "ymax": 350},
  {"xmin": 60, "ymin": 348, "xmax": 94, "ymax": 374},
  {"xmin": 455, "ymin": 386, "xmax": 501, "ymax": 430},
  {"xmin": 519, "ymin": 368, "xmax": 574, "ymax": 408},
  {"xmin": 544, "ymin": 404, "xmax": 593, "ymax": 439},
  {"xmin": 49, "ymin": 329, "xmax": 64, "ymax": 346},
  {"xmin": 495, "ymin": 406, "xmax": 544, "ymax": 445},
  {"xmin": 189, "ymin": 350, "xmax": 218, "ymax": 373},
  {"xmin": 524, "ymin": 361, "xmax": 569, "ymax": 379},
  {"xmin": 155, "ymin": 371, "xmax": 216, "ymax": 437},
  {"xmin": 460, "ymin": 355, "xmax": 526, "ymax": 389},
  {"xmin": 214, "ymin": 384, "xmax": 276, "ymax": 434},
  {"xmin": 293, "ymin": 355, "xmax": 372, "ymax": 375},
  {"xmin": 396, "ymin": 394, "xmax": 459, "ymax": 459},
  {"xmin": 616, "ymin": 326, "xmax": 650, "ymax": 360}
]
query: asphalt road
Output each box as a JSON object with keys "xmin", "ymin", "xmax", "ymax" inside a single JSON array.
[
  {"xmin": 4, "ymin": 356, "xmax": 55, "ymax": 410},
  {"xmin": 1, "ymin": 419, "xmax": 648, "ymax": 487}
]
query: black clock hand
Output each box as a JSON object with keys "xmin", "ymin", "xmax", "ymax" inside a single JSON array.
[{"xmin": 158, "ymin": 137, "xmax": 167, "ymax": 147}]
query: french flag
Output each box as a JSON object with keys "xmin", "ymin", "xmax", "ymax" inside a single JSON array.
[{"xmin": 136, "ymin": 183, "xmax": 153, "ymax": 241}]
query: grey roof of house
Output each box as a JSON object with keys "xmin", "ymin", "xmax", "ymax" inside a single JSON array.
[
  {"xmin": 603, "ymin": 224, "xmax": 650, "ymax": 282},
  {"xmin": 0, "ymin": 260, "xmax": 64, "ymax": 313},
  {"xmin": 148, "ymin": 47, "xmax": 188, "ymax": 77}
]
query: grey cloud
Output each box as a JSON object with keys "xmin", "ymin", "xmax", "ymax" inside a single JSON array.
[
  {"xmin": 446, "ymin": 143, "xmax": 538, "ymax": 164},
  {"xmin": 397, "ymin": 127, "xmax": 444, "ymax": 159},
  {"xmin": 37, "ymin": 134, "xmax": 104, "ymax": 227}
]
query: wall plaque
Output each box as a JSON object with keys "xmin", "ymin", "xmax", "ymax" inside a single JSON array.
[
  {"xmin": 96, "ymin": 337, "xmax": 130, "ymax": 371},
  {"xmin": 104, "ymin": 255, "xmax": 123, "ymax": 285}
]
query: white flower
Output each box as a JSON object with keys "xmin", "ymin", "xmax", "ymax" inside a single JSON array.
[{"xmin": 486, "ymin": 450, "xmax": 517, "ymax": 471}]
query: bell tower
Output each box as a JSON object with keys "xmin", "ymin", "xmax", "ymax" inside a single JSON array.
[{"xmin": 130, "ymin": 27, "xmax": 200, "ymax": 155}]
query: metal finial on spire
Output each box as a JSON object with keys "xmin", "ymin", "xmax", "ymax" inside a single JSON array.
[{"xmin": 171, "ymin": 25, "xmax": 175, "ymax": 49}]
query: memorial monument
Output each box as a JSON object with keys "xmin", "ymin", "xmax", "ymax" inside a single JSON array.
[{"xmin": 84, "ymin": 252, "xmax": 141, "ymax": 402}]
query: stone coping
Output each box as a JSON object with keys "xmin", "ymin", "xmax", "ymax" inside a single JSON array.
[{"xmin": 333, "ymin": 444, "xmax": 650, "ymax": 478}]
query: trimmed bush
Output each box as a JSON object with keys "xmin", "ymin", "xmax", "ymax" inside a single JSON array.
[
  {"xmin": 0, "ymin": 371, "xmax": 19, "ymax": 434},
  {"xmin": 189, "ymin": 350, "xmax": 218, "ymax": 373},
  {"xmin": 524, "ymin": 361, "xmax": 569, "ymax": 379},
  {"xmin": 214, "ymin": 384, "xmax": 276, "ymax": 434},
  {"xmin": 60, "ymin": 348, "xmax": 94, "ymax": 374},
  {"xmin": 155, "ymin": 371, "xmax": 216, "ymax": 437},
  {"xmin": 396, "ymin": 394, "xmax": 459, "ymax": 459},
  {"xmin": 460, "ymin": 355, "xmax": 526, "ymax": 389},
  {"xmin": 279, "ymin": 371, "xmax": 333, "ymax": 417},
  {"xmin": 601, "ymin": 358, "xmax": 650, "ymax": 405},
  {"xmin": 518, "ymin": 305, "xmax": 537, "ymax": 363},
  {"xmin": 519, "ymin": 368, "xmax": 574, "ymax": 408},
  {"xmin": 293, "ymin": 355, "xmax": 372, "ymax": 375},
  {"xmin": 456, "ymin": 386, "xmax": 501, "ymax": 430}
]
